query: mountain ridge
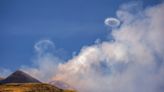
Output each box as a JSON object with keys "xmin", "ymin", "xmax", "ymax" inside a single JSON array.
[
  {"xmin": 0, "ymin": 70, "xmax": 41, "ymax": 84},
  {"xmin": 0, "ymin": 70, "xmax": 77, "ymax": 92}
]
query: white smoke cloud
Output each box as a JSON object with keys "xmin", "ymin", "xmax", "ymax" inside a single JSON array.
[
  {"xmin": 52, "ymin": 2, "xmax": 164, "ymax": 92},
  {"xmin": 34, "ymin": 39, "xmax": 55, "ymax": 55},
  {"xmin": 21, "ymin": 39, "xmax": 64, "ymax": 82},
  {"xmin": 104, "ymin": 17, "xmax": 120, "ymax": 27}
]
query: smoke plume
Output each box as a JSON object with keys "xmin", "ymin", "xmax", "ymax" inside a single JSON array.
[
  {"xmin": 20, "ymin": 2, "xmax": 164, "ymax": 92},
  {"xmin": 53, "ymin": 2, "xmax": 164, "ymax": 92},
  {"xmin": 21, "ymin": 39, "xmax": 64, "ymax": 82}
]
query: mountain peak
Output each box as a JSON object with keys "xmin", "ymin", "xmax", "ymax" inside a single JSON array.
[
  {"xmin": 15, "ymin": 69, "xmax": 23, "ymax": 73},
  {"xmin": 12, "ymin": 70, "xmax": 30, "ymax": 76},
  {"xmin": 0, "ymin": 70, "xmax": 41, "ymax": 84}
]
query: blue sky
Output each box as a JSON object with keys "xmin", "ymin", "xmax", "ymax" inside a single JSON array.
[{"xmin": 0, "ymin": 0, "xmax": 162, "ymax": 70}]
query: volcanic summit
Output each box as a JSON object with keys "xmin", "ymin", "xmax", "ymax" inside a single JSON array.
[{"xmin": 0, "ymin": 70, "xmax": 41, "ymax": 84}]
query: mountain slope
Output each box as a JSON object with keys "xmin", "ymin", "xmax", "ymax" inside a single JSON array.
[
  {"xmin": 0, "ymin": 70, "xmax": 41, "ymax": 84},
  {"xmin": 0, "ymin": 70, "xmax": 77, "ymax": 92},
  {"xmin": 50, "ymin": 80, "xmax": 75, "ymax": 90},
  {"xmin": 0, "ymin": 83, "xmax": 76, "ymax": 92}
]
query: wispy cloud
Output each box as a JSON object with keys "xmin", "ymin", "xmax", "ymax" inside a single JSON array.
[{"xmin": 21, "ymin": 39, "xmax": 64, "ymax": 82}]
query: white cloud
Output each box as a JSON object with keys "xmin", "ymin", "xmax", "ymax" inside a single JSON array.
[
  {"xmin": 21, "ymin": 39, "xmax": 64, "ymax": 82},
  {"xmin": 34, "ymin": 39, "xmax": 55, "ymax": 55},
  {"xmin": 52, "ymin": 2, "xmax": 164, "ymax": 92}
]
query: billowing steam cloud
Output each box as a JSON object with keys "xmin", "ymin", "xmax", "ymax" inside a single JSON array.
[
  {"xmin": 20, "ymin": 2, "xmax": 164, "ymax": 92},
  {"xmin": 53, "ymin": 2, "xmax": 164, "ymax": 92}
]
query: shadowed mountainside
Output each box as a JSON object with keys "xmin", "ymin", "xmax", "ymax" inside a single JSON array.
[
  {"xmin": 0, "ymin": 70, "xmax": 41, "ymax": 84},
  {"xmin": 0, "ymin": 70, "xmax": 76, "ymax": 92}
]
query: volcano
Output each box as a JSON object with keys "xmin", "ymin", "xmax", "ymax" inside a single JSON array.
[
  {"xmin": 0, "ymin": 70, "xmax": 77, "ymax": 92},
  {"xmin": 0, "ymin": 70, "xmax": 41, "ymax": 84}
]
